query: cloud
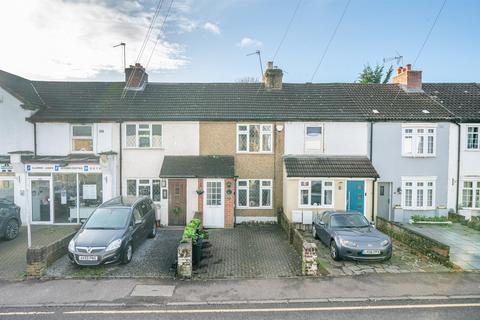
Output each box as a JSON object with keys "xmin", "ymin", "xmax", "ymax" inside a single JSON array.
[
  {"xmin": 203, "ymin": 22, "xmax": 220, "ymax": 35},
  {"xmin": 237, "ymin": 37, "xmax": 263, "ymax": 48},
  {"xmin": 0, "ymin": 0, "xmax": 188, "ymax": 80}
]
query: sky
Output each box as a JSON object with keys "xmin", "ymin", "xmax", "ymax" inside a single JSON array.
[{"xmin": 0, "ymin": 0, "xmax": 478, "ymax": 83}]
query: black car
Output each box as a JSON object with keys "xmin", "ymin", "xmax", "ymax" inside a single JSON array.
[
  {"xmin": 0, "ymin": 199, "xmax": 21, "ymax": 240},
  {"xmin": 313, "ymin": 211, "xmax": 392, "ymax": 261},
  {"xmin": 68, "ymin": 196, "xmax": 157, "ymax": 266}
]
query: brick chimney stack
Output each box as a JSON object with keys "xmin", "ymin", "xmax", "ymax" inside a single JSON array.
[
  {"xmin": 392, "ymin": 63, "xmax": 422, "ymax": 92},
  {"xmin": 125, "ymin": 63, "xmax": 148, "ymax": 91},
  {"xmin": 263, "ymin": 61, "xmax": 283, "ymax": 90}
]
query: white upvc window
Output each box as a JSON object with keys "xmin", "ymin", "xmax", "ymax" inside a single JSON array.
[
  {"xmin": 236, "ymin": 179, "xmax": 272, "ymax": 208},
  {"xmin": 237, "ymin": 124, "xmax": 273, "ymax": 153},
  {"xmin": 461, "ymin": 180, "xmax": 480, "ymax": 209},
  {"xmin": 401, "ymin": 177, "xmax": 436, "ymax": 210},
  {"xmin": 71, "ymin": 124, "xmax": 94, "ymax": 153},
  {"xmin": 126, "ymin": 178, "xmax": 162, "ymax": 202},
  {"xmin": 304, "ymin": 124, "xmax": 323, "ymax": 151},
  {"xmin": 298, "ymin": 179, "xmax": 334, "ymax": 208},
  {"xmin": 125, "ymin": 123, "xmax": 162, "ymax": 148},
  {"xmin": 466, "ymin": 126, "xmax": 479, "ymax": 150},
  {"xmin": 402, "ymin": 125, "xmax": 436, "ymax": 157}
]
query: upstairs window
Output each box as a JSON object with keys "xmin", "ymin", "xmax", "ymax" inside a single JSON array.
[
  {"xmin": 71, "ymin": 125, "xmax": 93, "ymax": 152},
  {"xmin": 402, "ymin": 177, "xmax": 436, "ymax": 210},
  {"xmin": 298, "ymin": 180, "xmax": 334, "ymax": 208},
  {"xmin": 126, "ymin": 124, "xmax": 162, "ymax": 148},
  {"xmin": 237, "ymin": 124, "xmax": 273, "ymax": 153},
  {"xmin": 305, "ymin": 125, "xmax": 323, "ymax": 151},
  {"xmin": 402, "ymin": 126, "xmax": 436, "ymax": 157},
  {"xmin": 467, "ymin": 126, "xmax": 479, "ymax": 150}
]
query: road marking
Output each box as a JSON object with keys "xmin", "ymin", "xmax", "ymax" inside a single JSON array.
[
  {"xmin": 64, "ymin": 302, "xmax": 480, "ymax": 315},
  {"xmin": 0, "ymin": 311, "xmax": 55, "ymax": 316}
]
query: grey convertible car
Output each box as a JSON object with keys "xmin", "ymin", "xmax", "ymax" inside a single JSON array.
[
  {"xmin": 68, "ymin": 196, "xmax": 157, "ymax": 266},
  {"xmin": 312, "ymin": 211, "xmax": 392, "ymax": 261}
]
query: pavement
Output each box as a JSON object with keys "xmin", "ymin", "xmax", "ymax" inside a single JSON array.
[
  {"xmin": 0, "ymin": 225, "xmax": 78, "ymax": 280},
  {"xmin": 194, "ymin": 224, "xmax": 301, "ymax": 279},
  {"xmin": 46, "ymin": 228, "xmax": 183, "ymax": 279},
  {"xmin": 405, "ymin": 223, "xmax": 480, "ymax": 270},
  {"xmin": 0, "ymin": 272, "xmax": 479, "ymax": 307}
]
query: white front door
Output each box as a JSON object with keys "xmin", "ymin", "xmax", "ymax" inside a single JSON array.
[{"xmin": 203, "ymin": 179, "xmax": 224, "ymax": 228}]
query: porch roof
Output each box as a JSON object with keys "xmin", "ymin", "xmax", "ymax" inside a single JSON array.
[
  {"xmin": 21, "ymin": 154, "xmax": 100, "ymax": 164},
  {"xmin": 284, "ymin": 155, "xmax": 379, "ymax": 178},
  {"xmin": 159, "ymin": 156, "xmax": 234, "ymax": 178}
]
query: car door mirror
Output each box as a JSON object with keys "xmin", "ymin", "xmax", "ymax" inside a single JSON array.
[{"xmin": 135, "ymin": 219, "xmax": 142, "ymax": 226}]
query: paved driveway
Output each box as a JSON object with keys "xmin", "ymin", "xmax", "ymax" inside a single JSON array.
[
  {"xmin": 405, "ymin": 223, "xmax": 480, "ymax": 270},
  {"xmin": 46, "ymin": 228, "xmax": 183, "ymax": 278},
  {"xmin": 0, "ymin": 225, "xmax": 78, "ymax": 280},
  {"xmin": 195, "ymin": 225, "xmax": 301, "ymax": 279}
]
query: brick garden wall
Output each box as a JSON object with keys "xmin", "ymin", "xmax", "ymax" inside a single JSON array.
[
  {"xmin": 376, "ymin": 217, "xmax": 451, "ymax": 266},
  {"xmin": 177, "ymin": 238, "xmax": 192, "ymax": 278},
  {"xmin": 224, "ymin": 178, "xmax": 235, "ymax": 228},
  {"xmin": 26, "ymin": 230, "xmax": 77, "ymax": 278}
]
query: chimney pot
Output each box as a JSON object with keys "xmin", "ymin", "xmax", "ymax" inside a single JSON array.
[{"xmin": 406, "ymin": 63, "xmax": 412, "ymax": 71}]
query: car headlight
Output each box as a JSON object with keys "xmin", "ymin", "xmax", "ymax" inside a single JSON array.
[
  {"xmin": 381, "ymin": 239, "xmax": 390, "ymax": 247},
  {"xmin": 106, "ymin": 239, "xmax": 122, "ymax": 252},
  {"xmin": 340, "ymin": 239, "xmax": 358, "ymax": 247},
  {"xmin": 68, "ymin": 239, "xmax": 75, "ymax": 252}
]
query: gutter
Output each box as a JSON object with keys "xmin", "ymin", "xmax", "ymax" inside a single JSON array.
[
  {"xmin": 33, "ymin": 122, "xmax": 37, "ymax": 156},
  {"xmin": 119, "ymin": 122, "xmax": 123, "ymax": 197},
  {"xmin": 369, "ymin": 122, "xmax": 375, "ymax": 221}
]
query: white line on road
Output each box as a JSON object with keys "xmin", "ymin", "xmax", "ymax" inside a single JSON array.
[
  {"xmin": 0, "ymin": 311, "xmax": 55, "ymax": 316},
  {"xmin": 64, "ymin": 302, "xmax": 480, "ymax": 315}
]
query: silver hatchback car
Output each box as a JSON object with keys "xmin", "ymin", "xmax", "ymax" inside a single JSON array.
[{"xmin": 313, "ymin": 211, "xmax": 392, "ymax": 261}]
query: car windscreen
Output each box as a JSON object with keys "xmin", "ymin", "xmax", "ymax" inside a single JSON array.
[
  {"xmin": 331, "ymin": 214, "xmax": 369, "ymax": 228},
  {"xmin": 83, "ymin": 208, "xmax": 130, "ymax": 229}
]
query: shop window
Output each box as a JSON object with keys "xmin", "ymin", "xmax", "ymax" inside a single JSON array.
[
  {"xmin": 79, "ymin": 173, "xmax": 102, "ymax": 219},
  {"xmin": 0, "ymin": 179, "xmax": 14, "ymax": 203},
  {"xmin": 53, "ymin": 174, "xmax": 77, "ymax": 223}
]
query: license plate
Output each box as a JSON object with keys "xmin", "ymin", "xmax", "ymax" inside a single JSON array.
[
  {"xmin": 362, "ymin": 249, "xmax": 381, "ymax": 255},
  {"xmin": 78, "ymin": 255, "xmax": 98, "ymax": 261}
]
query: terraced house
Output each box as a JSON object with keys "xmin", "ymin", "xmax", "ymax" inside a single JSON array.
[{"xmin": 0, "ymin": 63, "xmax": 479, "ymax": 230}]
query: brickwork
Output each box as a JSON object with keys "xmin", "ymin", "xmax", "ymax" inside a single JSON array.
[
  {"xmin": 197, "ymin": 179, "xmax": 204, "ymax": 223},
  {"xmin": 291, "ymin": 228, "xmax": 318, "ymax": 276},
  {"xmin": 26, "ymin": 231, "xmax": 77, "ymax": 278},
  {"xmin": 177, "ymin": 238, "xmax": 193, "ymax": 278},
  {"xmin": 224, "ymin": 178, "xmax": 235, "ymax": 228}
]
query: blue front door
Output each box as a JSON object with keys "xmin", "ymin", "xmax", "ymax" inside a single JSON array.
[{"xmin": 347, "ymin": 180, "xmax": 365, "ymax": 215}]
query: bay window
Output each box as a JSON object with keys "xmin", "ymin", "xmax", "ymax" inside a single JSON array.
[
  {"xmin": 237, "ymin": 124, "xmax": 273, "ymax": 153},
  {"xmin": 402, "ymin": 177, "xmax": 436, "ymax": 209},
  {"xmin": 71, "ymin": 125, "xmax": 93, "ymax": 152},
  {"xmin": 125, "ymin": 123, "xmax": 162, "ymax": 148},
  {"xmin": 127, "ymin": 178, "xmax": 162, "ymax": 202},
  {"xmin": 461, "ymin": 180, "xmax": 480, "ymax": 209},
  {"xmin": 237, "ymin": 179, "xmax": 272, "ymax": 208},
  {"xmin": 402, "ymin": 126, "xmax": 436, "ymax": 157},
  {"xmin": 299, "ymin": 180, "xmax": 334, "ymax": 207},
  {"xmin": 467, "ymin": 126, "xmax": 479, "ymax": 150}
]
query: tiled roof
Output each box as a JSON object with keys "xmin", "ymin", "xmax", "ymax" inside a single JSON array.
[
  {"xmin": 0, "ymin": 70, "xmax": 44, "ymax": 108},
  {"xmin": 423, "ymin": 83, "xmax": 480, "ymax": 122},
  {"xmin": 0, "ymin": 69, "xmax": 477, "ymax": 122},
  {"xmin": 159, "ymin": 155, "xmax": 234, "ymax": 178},
  {"xmin": 284, "ymin": 155, "xmax": 379, "ymax": 178}
]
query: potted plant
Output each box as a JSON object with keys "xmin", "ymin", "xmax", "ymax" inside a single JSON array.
[
  {"xmin": 196, "ymin": 188, "xmax": 204, "ymax": 195},
  {"xmin": 182, "ymin": 218, "xmax": 205, "ymax": 266}
]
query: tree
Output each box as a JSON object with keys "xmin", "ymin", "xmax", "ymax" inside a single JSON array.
[{"xmin": 357, "ymin": 64, "xmax": 393, "ymax": 84}]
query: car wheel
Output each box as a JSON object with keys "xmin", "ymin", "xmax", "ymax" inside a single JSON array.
[
  {"xmin": 4, "ymin": 219, "xmax": 19, "ymax": 240},
  {"xmin": 312, "ymin": 226, "xmax": 317, "ymax": 239},
  {"xmin": 122, "ymin": 243, "xmax": 133, "ymax": 264},
  {"xmin": 330, "ymin": 240, "xmax": 341, "ymax": 261},
  {"xmin": 148, "ymin": 223, "xmax": 156, "ymax": 238}
]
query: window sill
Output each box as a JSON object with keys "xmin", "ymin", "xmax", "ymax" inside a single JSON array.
[
  {"xmin": 236, "ymin": 151, "xmax": 274, "ymax": 155},
  {"xmin": 237, "ymin": 207, "xmax": 272, "ymax": 210},
  {"xmin": 299, "ymin": 205, "xmax": 334, "ymax": 209},
  {"xmin": 401, "ymin": 207, "xmax": 436, "ymax": 211},
  {"xmin": 123, "ymin": 147, "xmax": 164, "ymax": 150},
  {"xmin": 464, "ymin": 149, "xmax": 480, "ymax": 152},
  {"xmin": 401, "ymin": 155, "xmax": 436, "ymax": 158}
]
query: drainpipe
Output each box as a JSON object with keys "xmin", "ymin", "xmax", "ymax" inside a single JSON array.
[
  {"xmin": 455, "ymin": 122, "xmax": 461, "ymax": 213},
  {"xmin": 370, "ymin": 122, "xmax": 375, "ymax": 221},
  {"xmin": 33, "ymin": 122, "xmax": 37, "ymax": 156},
  {"xmin": 119, "ymin": 122, "xmax": 123, "ymax": 197}
]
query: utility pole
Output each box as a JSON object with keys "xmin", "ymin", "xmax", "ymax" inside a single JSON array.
[{"xmin": 113, "ymin": 42, "xmax": 126, "ymax": 70}]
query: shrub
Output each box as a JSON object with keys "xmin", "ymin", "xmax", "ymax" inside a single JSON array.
[
  {"xmin": 411, "ymin": 215, "xmax": 449, "ymax": 223},
  {"xmin": 181, "ymin": 218, "xmax": 208, "ymax": 243},
  {"xmin": 462, "ymin": 216, "xmax": 480, "ymax": 231}
]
